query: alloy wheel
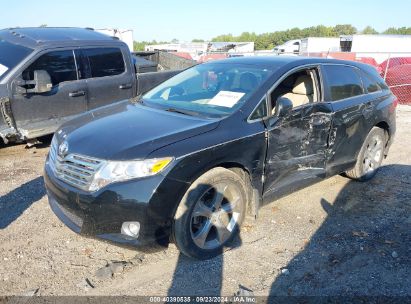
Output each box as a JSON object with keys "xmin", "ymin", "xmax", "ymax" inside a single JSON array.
[
  {"xmin": 190, "ymin": 182, "xmax": 243, "ymax": 250},
  {"xmin": 362, "ymin": 134, "xmax": 383, "ymax": 175}
]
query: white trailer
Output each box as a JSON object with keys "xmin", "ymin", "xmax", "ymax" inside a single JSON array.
[
  {"xmin": 341, "ymin": 34, "xmax": 411, "ymax": 52},
  {"xmin": 299, "ymin": 37, "xmax": 341, "ymax": 55},
  {"xmin": 95, "ymin": 28, "xmax": 134, "ymax": 52},
  {"xmin": 340, "ymin": 34, "xmax": 411, "ymax": 63}
]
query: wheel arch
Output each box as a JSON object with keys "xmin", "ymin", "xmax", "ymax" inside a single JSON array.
[
  {"xmin": 213, "ymin": 162, "xmax": 260, "ymax": 219},
  {"xmin": 374, "ymin": 120, "xmax": 391, "ymax": 156},
  {"xmin": 375, "ymin": 120, "xmax": 390, "ymax": 136}
]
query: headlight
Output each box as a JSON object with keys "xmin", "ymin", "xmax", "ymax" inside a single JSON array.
[
  {"xmin": 50, "ymin": 134, "xmax": 58, "ymax": 150},
  {"xmin": 89, "ymin": 157, "xmax": 173, "ymax": 192}
]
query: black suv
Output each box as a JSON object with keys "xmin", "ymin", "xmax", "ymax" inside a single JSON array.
[{"xmin": 44, "ymin": 57, "xmax": 396, "ymax": 259}]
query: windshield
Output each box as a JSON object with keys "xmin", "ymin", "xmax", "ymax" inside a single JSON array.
[
  {"xmin": 142, "ymin": 62, "xmax": 273, "ymax": 118},
  {"xmin": 0, "ymin": 40, "xmax": 33, "ymax": 81}
]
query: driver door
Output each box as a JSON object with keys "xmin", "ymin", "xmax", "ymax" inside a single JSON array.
[
  {"xmin": 262, "ymin": 66, "xmax": 333, "ymax": 203},
  {"xmin": 10, "ymin": 49, "xmax": 87, "ymax": 139}
]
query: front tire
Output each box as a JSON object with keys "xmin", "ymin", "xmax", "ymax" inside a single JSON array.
[
  {"xmin": 173, "ymin": 167, "xmax": 247, "ymax": 260},
  {"xmin": 345, "ymin": 127, "xmax": 386, "ymax": 181}
]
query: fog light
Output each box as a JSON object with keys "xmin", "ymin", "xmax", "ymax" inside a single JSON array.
[{"xmin": 121, "ymin": 221, "xmax": 140, "ymax": 238}]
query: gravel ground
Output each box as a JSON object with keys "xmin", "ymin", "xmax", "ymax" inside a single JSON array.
[{"xmin": 0, "ymin": 106, "xmax": 410, "ymax": 298}]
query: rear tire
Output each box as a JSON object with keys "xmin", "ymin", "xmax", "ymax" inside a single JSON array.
[
  {"xmin": 345, "ymin": 127, "xmax": 386, "ymax": 181},
  {"xmin": 173, "ymin": 167, "xmax": 247, "ymax": 260}
]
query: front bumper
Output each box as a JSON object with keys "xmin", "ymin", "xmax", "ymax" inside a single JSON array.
[{"xmin": 44, "ymin": 161, "xmax": 188, "ymax": 250}]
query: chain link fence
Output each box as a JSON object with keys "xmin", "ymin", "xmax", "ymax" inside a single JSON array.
[{"xmin": 376, "ymin": 54, "xmax": 411, "ymax": 105}]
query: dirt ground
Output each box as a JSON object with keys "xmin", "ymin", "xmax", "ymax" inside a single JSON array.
[{"xmin": 0, "ymin": 106, "xmax": 410, "ymax": 299}]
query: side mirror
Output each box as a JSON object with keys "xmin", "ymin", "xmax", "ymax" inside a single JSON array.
[
  {"xmin": 31, "ymin": 70, "xmax": 52, "ymax": 93},
  {"xmin": 275, "ymin": 97, "xmax": 293, "ymax": 117},
  {"xmin": 16, "ymin": 70, "xmax": 52, "ymax": 94}
]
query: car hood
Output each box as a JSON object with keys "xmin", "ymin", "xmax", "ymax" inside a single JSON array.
[{"xmin": 59, "ymin": 101, "xmax": 220, "ymax": 160}]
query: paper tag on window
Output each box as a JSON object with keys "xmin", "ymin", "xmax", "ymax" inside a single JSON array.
[
  {"xmin": 208, "ymin": 91, "xmax": 245, "ymax": 108},
  {"xmin": 0, "ymin": 64, "xmax": 8, "ymax": 77}
]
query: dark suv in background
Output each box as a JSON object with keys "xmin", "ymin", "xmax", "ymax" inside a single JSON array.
[{"xmin": 44, "ymin": 57, "xmax": 396, "ymax": 259}]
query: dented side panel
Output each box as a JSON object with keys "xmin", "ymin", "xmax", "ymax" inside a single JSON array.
[
  {"xmin": 263, "ymin": 102, "xmax": 333, "ymax": 202},
  {"xmin": 0, "ymin": 96, "xmax": 20, "ymax": 143},
  {"xmin": 326, "ymin": 97, "xmax": 369, "ymax": 175},
  {"xmin": 10, "ymin": 80, "xmax": 89, "ymax": 139},
  {"xmin": 326, "ymin": 92, "xmax": 395, "ymax": 176}
]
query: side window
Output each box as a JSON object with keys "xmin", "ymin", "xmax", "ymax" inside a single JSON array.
[
  {"xmin": 363, "ymin": 67, "xmax": 389, "ymax": 91},
  {"xmin": 361, "ymin": 72, "xmax": 382, "ymax": 93},
  {"xmin": 323, "ymin": 65, "xmax": 363, "ymax": 101},
  {"xmin": 83, "ymin": 48, "xmax": 125, "ymax": 78},
  {"xmin": 269, "ymin": 68, "xmax": 319, "ymax": 114},
  {"xmin": 22, "ymin": 50, "xmax": 77, "ymax": 86},
  {"xmin": 249, "ymin": 97, "xmax": 268, "ymax": 120}
]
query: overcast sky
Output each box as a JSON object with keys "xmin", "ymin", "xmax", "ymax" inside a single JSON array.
[{"xmin": 1, "ymin": 0, "xmax": 410, "ymax": 41}]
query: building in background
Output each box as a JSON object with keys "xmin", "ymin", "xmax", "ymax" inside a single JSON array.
[{"xmin": 340, "ymin": 34, "xmax": 411, "ymax": 63}]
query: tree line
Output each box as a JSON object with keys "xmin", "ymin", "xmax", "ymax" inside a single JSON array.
[{"xmin": 134, "ymin": 25, "xmax": 411, "ymax": 51}]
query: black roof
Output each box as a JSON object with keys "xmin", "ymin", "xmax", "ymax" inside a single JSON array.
[{"xmin": 0, "ymin": 27, "xmax": 120, "ymax": 49}]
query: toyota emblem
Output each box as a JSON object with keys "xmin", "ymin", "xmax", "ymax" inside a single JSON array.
[{"xmin": 58, "ymin": 141, "xmax": 69, "ymax": 157}]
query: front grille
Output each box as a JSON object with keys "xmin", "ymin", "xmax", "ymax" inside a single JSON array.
[{"xmin": 48, "ymin": 137, "xmax": 104, "ymax": 191}]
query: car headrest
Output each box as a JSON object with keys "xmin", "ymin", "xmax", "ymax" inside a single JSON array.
[
  {"xmin": 292, "ymin": 75, "xmax": 314, "ymax": 95},
  {"xmin": 239, "ymin": 72, "xmax": 258, "ymax": 92},
  {"xmin": 282, "ymin": 75, "xmax": 295, "ymax": 88}
]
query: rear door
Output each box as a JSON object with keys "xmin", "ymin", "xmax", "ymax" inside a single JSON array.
[
  {"xmin": 81, "ymin": 47, "xmax": 134, "ymax": 109},
  {"xmin": 321, "ymin": 64, "xmax": 372, "ymax": 175},
  {"xmin": 10, "ymin": 49, "xmax": 87, "ymax": 138}
]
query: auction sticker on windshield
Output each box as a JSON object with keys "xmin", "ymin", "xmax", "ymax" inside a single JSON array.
[
  {"xmin": 0, "ymin": 64, "xmax": 8, "ymax": 77},
  {"xmin": 208, "ymin": 91, "xmax": 245, "ymax": 108}
]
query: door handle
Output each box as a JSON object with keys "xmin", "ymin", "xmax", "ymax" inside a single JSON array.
[
  {"xmin": 69, "ymin": 91, "xmax": 85, "ymax": 97},
  {"xmin": 119, "ymin": 83, "xmax": 132, "ymax": 90}
]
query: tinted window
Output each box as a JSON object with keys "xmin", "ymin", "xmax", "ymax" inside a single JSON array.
[
  {"xmin": 323, "ymin": 65, "xmax": 363, "ymax": 101},
  {"xmin": 23, "ymin": 50, "xmax": 77, "ymax": 86},
  {"xmin": 84, "ymin": 48, "xmax": 125, "ymax": 78},
  {"xmin": 362, "ymin": 67, "xmax": 389, "ymax": 90},
  {"xmin": 362, "ymin": 72, "xmax": 382, "ymax": 93}
]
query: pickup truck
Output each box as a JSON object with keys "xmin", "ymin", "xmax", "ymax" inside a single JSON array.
[{"xmin": 0, "ymin": 27, "xmax": 182, "ymax": 145}]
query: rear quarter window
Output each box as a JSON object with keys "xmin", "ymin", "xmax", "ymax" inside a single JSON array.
[
  {"xmin": 323, "ymin": 65, "xmax": 364, "ymax": 101},
  {"xmin": 361, "ymin": 66, "xmax": 389, "ymax": 91},
  {"xmin": 361, "ymin": 71, "xmax": 382, "ymax": 93}
]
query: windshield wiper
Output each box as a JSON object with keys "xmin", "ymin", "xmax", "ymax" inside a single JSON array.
[{"xmin": 165, "ymin": 108, "xmax": 199, "ymax": 117}]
